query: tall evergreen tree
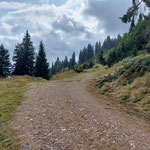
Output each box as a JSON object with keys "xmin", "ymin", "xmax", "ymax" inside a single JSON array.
[
  {"xmin": 79, "ymin": 50, "xmax": 83, "ymax": 64},
  {"xmin": 13, "ymin": 43, "xmax": 24, "ymax": 75},
  {"xmin": 138, "ymin": 13, "xmax": 143, "ymax": 22},
  {"xmin": 64, "ymin": 56, "xmax": 69, "ymax": 68},
  {"xmin": 13, "ymin": 31, "xmax": 35, "ymax": 76},
  {"xmin": 129, "ymin": 19, "xmax": 135, "ymax": 32},
  {"xmin": 50, "ymin": 62, "xmax": 56, "ymax": 77},
  {"xmin": 87, "ymin": 44, "xmax": 94, "ymax": 61},
  {"xmin": 94, "ymin": 41, "xmax": 102, "ymax": 63},
  {"xmin": 98, "ymin": 41, "xmax": 101, "ymax": 51},
  {"xmin": 95, "ymin": 42, "xmax": 100, "ymax": 54},
  {"xmin": 54, "ymin": 57, "xmax": 62, "ymax": 73},
  {"xmin": 102, "ymin": 35, "xmax": 121, "ymax": 50},
  {"xmin": 82, "ymin": 47, "xmax": 88, "ymax": 63},
  {"xmin": 0, "ymin": 44, "xmax": 11, "ymax": 77},
  {"xmin": 98, "ymin": 51, "xmax": 106, "ymax": 66},
  {"xmin": 61, "ymin": 60, "xmax": 64, "ymax": 70},
  {"xmin": 22, "ymin": 30, "xmax": 35, "ymax": 75},
  {"xmin": 34, "ymin": 41, "xmax": 50, "ymax": 80},
  {"xmin": 69, "ymin": 52, "xmax": 76, "ymax": 68}
]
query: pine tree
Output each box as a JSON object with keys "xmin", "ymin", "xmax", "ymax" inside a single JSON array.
[
  {"xmin": 98, "ymin": 41, "xmax": 101, "ymax": 51},
  {"xmin": 54, "ymin": 57, "xmax": 62, "ymax": 73},
  {"xmin": 102, "ymin": 35, "xmax": 121, "ymax": 50},
  {"xmin": 61, "ymin": 60, "xmax": 64, "ymax": 70},
  {"xmin": 0, "ymin": 44, "xmax": 11, "ymax": 77},
  {"xmin": 22, "ymin": 30, "xmax": 35, "ymax": 75},
  {"xmin": 13, "ymin": 31, "xmax": 35, "ymax": 76},
  {"xmin": 87, "ymin": 44, "xmax": 94, "ymax": 61},
  {"xmin": 129, "ymin": 19, "xmax": 135, "ymax": 32},
  {"xmin": 69, "ymin": 52, "xmax": 76, "ymax": 68},
  {"xmin": 138, "ymin": 13, "xmax": 143, "ymax": 22},
  {"xmin": 72, "ymin": 51, "xmax": 76, "ymax": 66},
  {"xmin": 95, "ymin": 42, "xmax": 99, "ymax": 54},
  {"xmin": 34, "ymin": 41, "xmax": 50, "ymax": 80},
  {"xmin": 98, "ymin": 51, "xmax": 106, "ymax": 66},
  {"xmin": 79, "ymin": 50, "xmax": 83, "ymax": 64},
  {"xmin": 50, "ymin": 62, "xmax": 55, "ymax": 77},
  {"xmin": 64, "ymin": 56, "xmax": 69, "ymax": 68},
  {"xmin": 82, "ymin": 47, "xmax": 88, "ymax": 62},
  {"xmin": 13, "ymin": 43, "xmax": 24, "ymax": 75}
]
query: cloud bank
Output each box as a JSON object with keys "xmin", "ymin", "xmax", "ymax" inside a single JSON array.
[{"xmin": 0, "ymin": 0, "xmax": 131, "ymax": 63}]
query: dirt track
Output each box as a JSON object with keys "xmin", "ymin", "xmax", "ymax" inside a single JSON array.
[{"xmin": 13, "ymin": 72, "xmax": 150, "ymax": 150}]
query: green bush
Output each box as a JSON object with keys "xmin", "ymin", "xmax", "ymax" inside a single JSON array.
[
  {"xmin": 74, "ymin": 61, "xmax": 94, "ymax": 73},
  {"xmin": 74, "ymin": 65, "xmax": 84, "ymax": 73}
]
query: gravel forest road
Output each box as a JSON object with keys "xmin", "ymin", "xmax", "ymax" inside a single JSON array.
[{"xmin": 13, "ymin": 71, "xmax": 150, "ymax": 150}]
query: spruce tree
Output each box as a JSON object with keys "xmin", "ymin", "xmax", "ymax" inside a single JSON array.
[
  {"xmin": 95, "ymin": 42, "xmax": 99, "ymax": 54},
  {"xmin": 69, "ymin": 52, "xmax": 76, "ymax": 68},
  {"xmin": 22, "ymin": 31, "xmax": 35, "ymax": 75},
  {"xmin": 13, "ymin": 31, "xmax": 35, "ymax": 76},
  {"xmin": 34, "ymin": 41, "xmax": 50, "ymax": 79},
  {"xmin": 50, "ymin": 63, "xmax": 55, "ymax": 76},
  {"xmin": 13, "ymin": 43, "xmax": 24, "ymax": 75},
  {"xmin": 87, "ymin": 44, "xmax": 94, "ymax": 61},
  {"xmin": 98, "ymin": 51, "xmax": 106, "ymax": 66},
  {"xmin": 129, "ymin": 19, "xmax": 135, "ymax": 32},
  {"xmin": 72, "ymin": 51, "xmax": 76, "ymax": 66},
  {"xmin": 61, "ymin": 60, "xmax": 64, "ymax": 70},
  {"xmin": 138, "ymin": 13, "xmax": 143, "ymax": 22},
  {"xmin": 64, "ymin": 56, "xmax": 69, "ymax": 68},
  {"xmin": 82, "ymin": 47, "xmax": 88, "ymax": 63},
  {"xmin": 54, "ymin": 57, "xmax": 62, "ymax": 73},
  {"xmin": 79, "ymin": 50, "xmax": 83, "ymax": 64},
  {"xmin": 0, "ymin": 44, "xmax": 11, "ymax": 77}
]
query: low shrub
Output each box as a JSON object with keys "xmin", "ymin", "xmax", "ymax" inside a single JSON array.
[{"xmin": 74, "ymin": 61, "xmax": 94, "ymax": 73}]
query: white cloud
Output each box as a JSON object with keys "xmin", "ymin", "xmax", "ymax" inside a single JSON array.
[
  {"xmin": 40, "ymin": 0, "xmax": 50, "ymax": 4},
  {"xmin": 0, "ymin": 1, "xmax": 28, "ymax": 10},
  {"xmin": 0, "ymin": 0, "xmax": 130, "ymax": 64}
]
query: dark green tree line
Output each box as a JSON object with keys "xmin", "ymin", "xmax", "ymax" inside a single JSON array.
[
  {"xmin": 106, "ymin": 18, "xmax": 150, "ymax": 67},
  {"xmin": 78, "ymin": 44, "xmax": 94, "ymax": 64},
  {"xmin": 50, "ymin": 51, "xmax": 77, "ymax": 76}
]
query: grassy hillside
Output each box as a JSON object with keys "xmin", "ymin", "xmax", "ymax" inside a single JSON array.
[
  {"xmin": 0, "ymin": 76, "xmax": 45, "ymax": 150},
  {"xmin": 97, "ymin": 54, "xmax": 150, "ymax": 121},
  {"xmin": 94, "ymin": 15, "xmax": 150, "ymax": 121}
]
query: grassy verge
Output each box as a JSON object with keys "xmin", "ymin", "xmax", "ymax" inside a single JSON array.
[
  {"xmin": 0, "ymin": 76, "xmax": 45, "ymax": 150},
  {"xmin": 96, "ymin": 54, "xmax": 150, "ymax": 121}
]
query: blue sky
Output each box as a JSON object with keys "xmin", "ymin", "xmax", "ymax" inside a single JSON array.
[{"xmin": 0, "ymin": 0, "xmax": 132, "ymax": 63}]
